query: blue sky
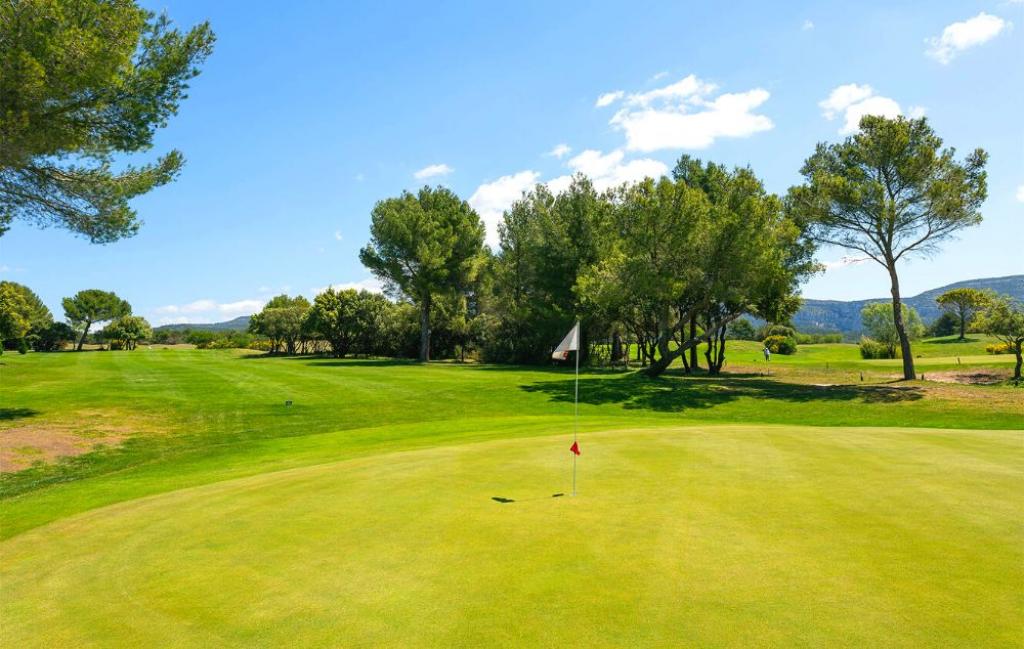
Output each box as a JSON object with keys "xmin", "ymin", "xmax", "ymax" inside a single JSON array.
[{"xmin": 3, "ymin": 0, "xmax": 1022, "ymax": 325}]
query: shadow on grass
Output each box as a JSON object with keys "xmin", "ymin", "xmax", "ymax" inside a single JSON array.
[
  {"xmin": 922, "ymin": 337, "xmax": 980, "ymax": 345},
  {"xmin": 237, "ymin": 353, "xmax": 417, "ymax": 367},
  {"xmin": 0, "ymin": 408, "xmax": 40, "ymax": 421},
  {"xmin": 520, "ymin": 373, "xmax": 923, "ymax": 413}
]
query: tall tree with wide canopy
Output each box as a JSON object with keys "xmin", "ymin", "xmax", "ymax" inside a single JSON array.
[
  {"xmin": 978, "ymin": 295, "xmax": 1024, "ymax": 381},
  {"xmin": 936, "ymin": 287, "xmax": 992, "ymax": 341},
  {"xmin": 788, "ymin": 116, "xmax": 986, "ymax": 379},
  {"xmin": 101, "ymin": 315, "xmax": 151, "ymax": 350},
  {"xmin": 0, "ymin": 281, "xmax": 52, "ymax": 343},
  {"xmin": 62, "ymin": 289, "xmax": 131, "ymax": 350},
  {"xmin": 249, "ymin": 294, "xmax": 310, "ymax": 354},
  {"xmin": 360, "ymin": 186, "xmax": 485, "ymax": 361},
  {"xmin": 579, "ymin": 163, "xmax": 814, "ymax": 377},
  {"xmin": 0, "ymin": 0, "xmax": 215, "ymax": 242},
  {"xmin": 491, "ymin": 176, "xmax": 613, "ymax": 364}
]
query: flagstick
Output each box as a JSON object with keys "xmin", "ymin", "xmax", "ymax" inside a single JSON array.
[{"xmin": 572, "ymin": 324, "xmax": 579, "ymax": 497}]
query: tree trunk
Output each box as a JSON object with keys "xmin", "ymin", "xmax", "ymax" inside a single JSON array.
[
  {"xmin": 688, "ymin": 315, "xmax": 698, "ymax": 372},
  {"xmin": 888, "ymin": 265, "xmax": 916, "ymax": 380},
  {"xmin": 1014, "ymin": 345, "xmax": 1022, "ymax": 381},
  {"xmin": 76, "ymin": 321, "xmax": 91, "ymax": 351},
  {"xmin": 418, "ymin": 294, "xmax": 431, "ymax": 362},
  {"xmin": 611, "ymin": 331, "xmax": 622, "ymax": 365},
  {"xmin": 958, "ymin": 311, "xmax": 966, "ymax": 341}
]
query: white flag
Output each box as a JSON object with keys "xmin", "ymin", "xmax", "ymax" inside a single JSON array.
[{"xmin": 551, "ymin": 321, "xmax": 579, "ymax": 361}]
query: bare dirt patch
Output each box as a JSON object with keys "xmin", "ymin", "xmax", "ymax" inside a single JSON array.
[
  {"xmin": 0, "ymin": 424, "xmax": 126, "ymax": 473},
  {"xmin": 927, "ymin": 370, "xmax": 1010, "ymax": 385}
]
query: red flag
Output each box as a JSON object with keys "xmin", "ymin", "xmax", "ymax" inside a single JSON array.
[{"xmin": 570, "ymin": 441, "xmax": 580, "ymax": 455}]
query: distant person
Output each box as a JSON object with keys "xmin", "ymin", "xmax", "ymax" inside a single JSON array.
[{"xmin": 763, "ymin": 346, "xmax": 771, "ymax": 362}]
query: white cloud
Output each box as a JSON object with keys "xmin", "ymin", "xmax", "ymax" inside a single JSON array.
[
  {"xmin": 413, "ymin": 163, "xmax": 453, "ymax": 180},
  {"xmin": 802, "ymin": 19, "xmax": 814, "ymax": 31},
  {"xmin": 468, "ymin": 170, "xmax": 541, "ymax": 246},
  {"xmin": 819, "ymin": 83, "xmax": 874, "ymax": 120},
  {"xmin": 312, "ymin": 278, "xmax": 384, "ymax": 295},
  {"xmin": 153, "ymin": 298, "xmax": 266, "ymax": 324},
  {"xmin": 0, "ymin": 265, "xmax": 9, "ymax": 273},
  {"xmin": 595, "ymin": 90, "xmax": 624, "ymax": 107},
  {"xmin": 1016, "ymin": 184, "xmax": 1024, "ymax": 202},
  {"xmin": 564, "ymin": 149, "xmax": 668, "ymax": 192},
  {"xmin": 333, "ymin": 230, "xmax": 343, "ymax": 241},
  {"xmin": 546, "ymin": 143, "xmax": 572, "ymax": 158},
  {"xmin": 607, "ymin": 74, "xmax": 773, "ymax": 152},
  {"xmin": 819, "ymin": 83, "xmax": 920, "ymax": 134},
  {"xmin": 926, "ymin": 12, "xmax": 1009, "ymax": 64},
  {"xmin": 650, "ymin": 71, "xmax": 669, "ymax": 82}
]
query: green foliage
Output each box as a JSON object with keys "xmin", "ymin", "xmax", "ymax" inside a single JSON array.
[
  {"xmin": 789, "ymin": 115, "xmax": 987, "ymax": 379},
  {"xmin": 248, "ymin": 295, "xmax": 310, "ymax": 354},
  {"xmin": 489, "ymin": 177, "xmax": 612, "ymax": 364},
  {"xmin": 726, "ymin": 318, "xmax": 757, "ymax": 341},
  {"xmin": 859, "ymin": 337, "xmax": 896, "ymax": 359},
  {"xmin": 0, "ymin": 280, "xmax": 52, "ymax": 343},
  {"xmin": 860, "ymin": 302, "xmax": 925, "ymax": 359},
  {"xmin": 32, "ymin": 321, "xmax": 75, "ymax": 351},
  {"xmin": 794, "ymin": 332, "xmax": 843, "ymax": 344},
  {"xmin": 306, "ymin": 288, "xmax": 394, "ymax": 358},
  {"xmin": 976, "ymin": 295, "xmax": 1024, "ymax": 379},
  {"xmin": 61, "ymin": 289, "xmax": 131, "ymax": 350},
  {"xmin": 577, "ymin": 160, "xmax": 815, "ymax": 376},
  {"xmin": 0, "ymin": 0, "xmax": 215, "ymax": 241},
  {"xmin": 763, "ymin": 334, "xmax": 797, "ymax": 355},
  {"xmin": 936, "ymin": 287, "xmax": 993, "ymax": 340},
  {"xmin": 100, "ymin": 316, "xmax": 152, "ymax": 350},
  {"xmin": 927, "ymin": 311, "xmax": 959, "ymax": 338},
  {"xmin": 360, "ymin": 186, "xmax": 485, "ymax": 361},
  {"xmin": 760, "ymin": 324, "xmax": 796, "ymax": 339}
]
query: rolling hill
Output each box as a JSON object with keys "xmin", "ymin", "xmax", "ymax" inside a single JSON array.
[
  {"xmin": 154, "ymin": 315, "xmax": 251, "ymax": 332},
  {"xmin": 793, "ymin": 275, "xmax": 1023, "ymax": 334},
  {"xmin": 153, "ymin": 276, "xmax": 1023, "ymax": 336}
]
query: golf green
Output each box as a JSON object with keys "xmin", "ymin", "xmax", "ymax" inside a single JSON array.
[{"xmin": 3, "ymin": 424, "xmax": 1021, "ymax": 647}]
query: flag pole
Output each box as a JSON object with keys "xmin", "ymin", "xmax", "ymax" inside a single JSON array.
[{"xmin": 573, "ymin": 321, "xmax": 579, "ymax": 496}]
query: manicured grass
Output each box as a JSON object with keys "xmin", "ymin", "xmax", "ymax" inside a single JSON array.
[
  {"xmin": 1, "ymin": 348, "xmax": 1021, "ymax": 537},
  {"xmin": 1, "ymin": 349, "xmax": 1021, "ymax": 646},
  {"xmin": 3, "ymin": 425, "xmax": 1021, "ymax": 647}
]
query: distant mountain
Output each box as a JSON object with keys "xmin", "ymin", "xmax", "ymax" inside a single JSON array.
[
  {"xmin": 151, "ymin": 276, "xmax": 1023, "ymax": 336},
  {"xmin": 793, "ymin": 275, "xmax": 1023, "ymax": 334},
  {"xmin": 154, "ymin": 315, "xmax": 251, "ymax": 332}
]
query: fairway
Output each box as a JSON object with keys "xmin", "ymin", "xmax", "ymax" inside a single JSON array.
[{"xmin": 3, "ymin": 425, "xmax": 1022, "ymax": 647}]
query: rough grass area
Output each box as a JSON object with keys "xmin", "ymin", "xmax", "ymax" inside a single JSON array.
[{"xmin": 2, "ymin": 426, "xmax": 1021, "ymax": 647}]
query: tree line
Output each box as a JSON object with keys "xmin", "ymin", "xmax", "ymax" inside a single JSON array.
[{"xmin": 2, "ymin": 114, "xmax": 1022, "ymax": 378}]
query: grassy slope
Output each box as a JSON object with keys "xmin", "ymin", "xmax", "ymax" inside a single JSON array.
[
  {"xmin": 3, "ymin": 426, "xmax": 1021, "ymax": 647},
  {"xmin": 1, "ymin": 346, "xmax": 1021, "ymax": 538}
]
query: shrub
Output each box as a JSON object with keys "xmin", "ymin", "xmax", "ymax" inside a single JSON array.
[
  {"xmin": 986, "ymin": 342, "xmax": 1012, "ymax": 355},
  {"xmin": 726, "ymin": 318, "xmax": 757, "ymax": 341},
  {"xmin": 33, "ymin": 322, "xmax": 76, "ymax": 351},
  {"xmin": 859, "ymin": 336, "xmax": 896, "ymax": 359},
  {"xmin": 763, "ymin": 334, "xmax": 797, "ymax": 355},
  {"xmin": 760, "ymin": 324, "xmax": 796, "ymax": 340},
  {"xmin": 248, "ymin": 339, "xmax": 274, "ymax": 352},
  {"xmin": 927, "ymin": 311, "xmax": 958, "ymax": 337}
]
